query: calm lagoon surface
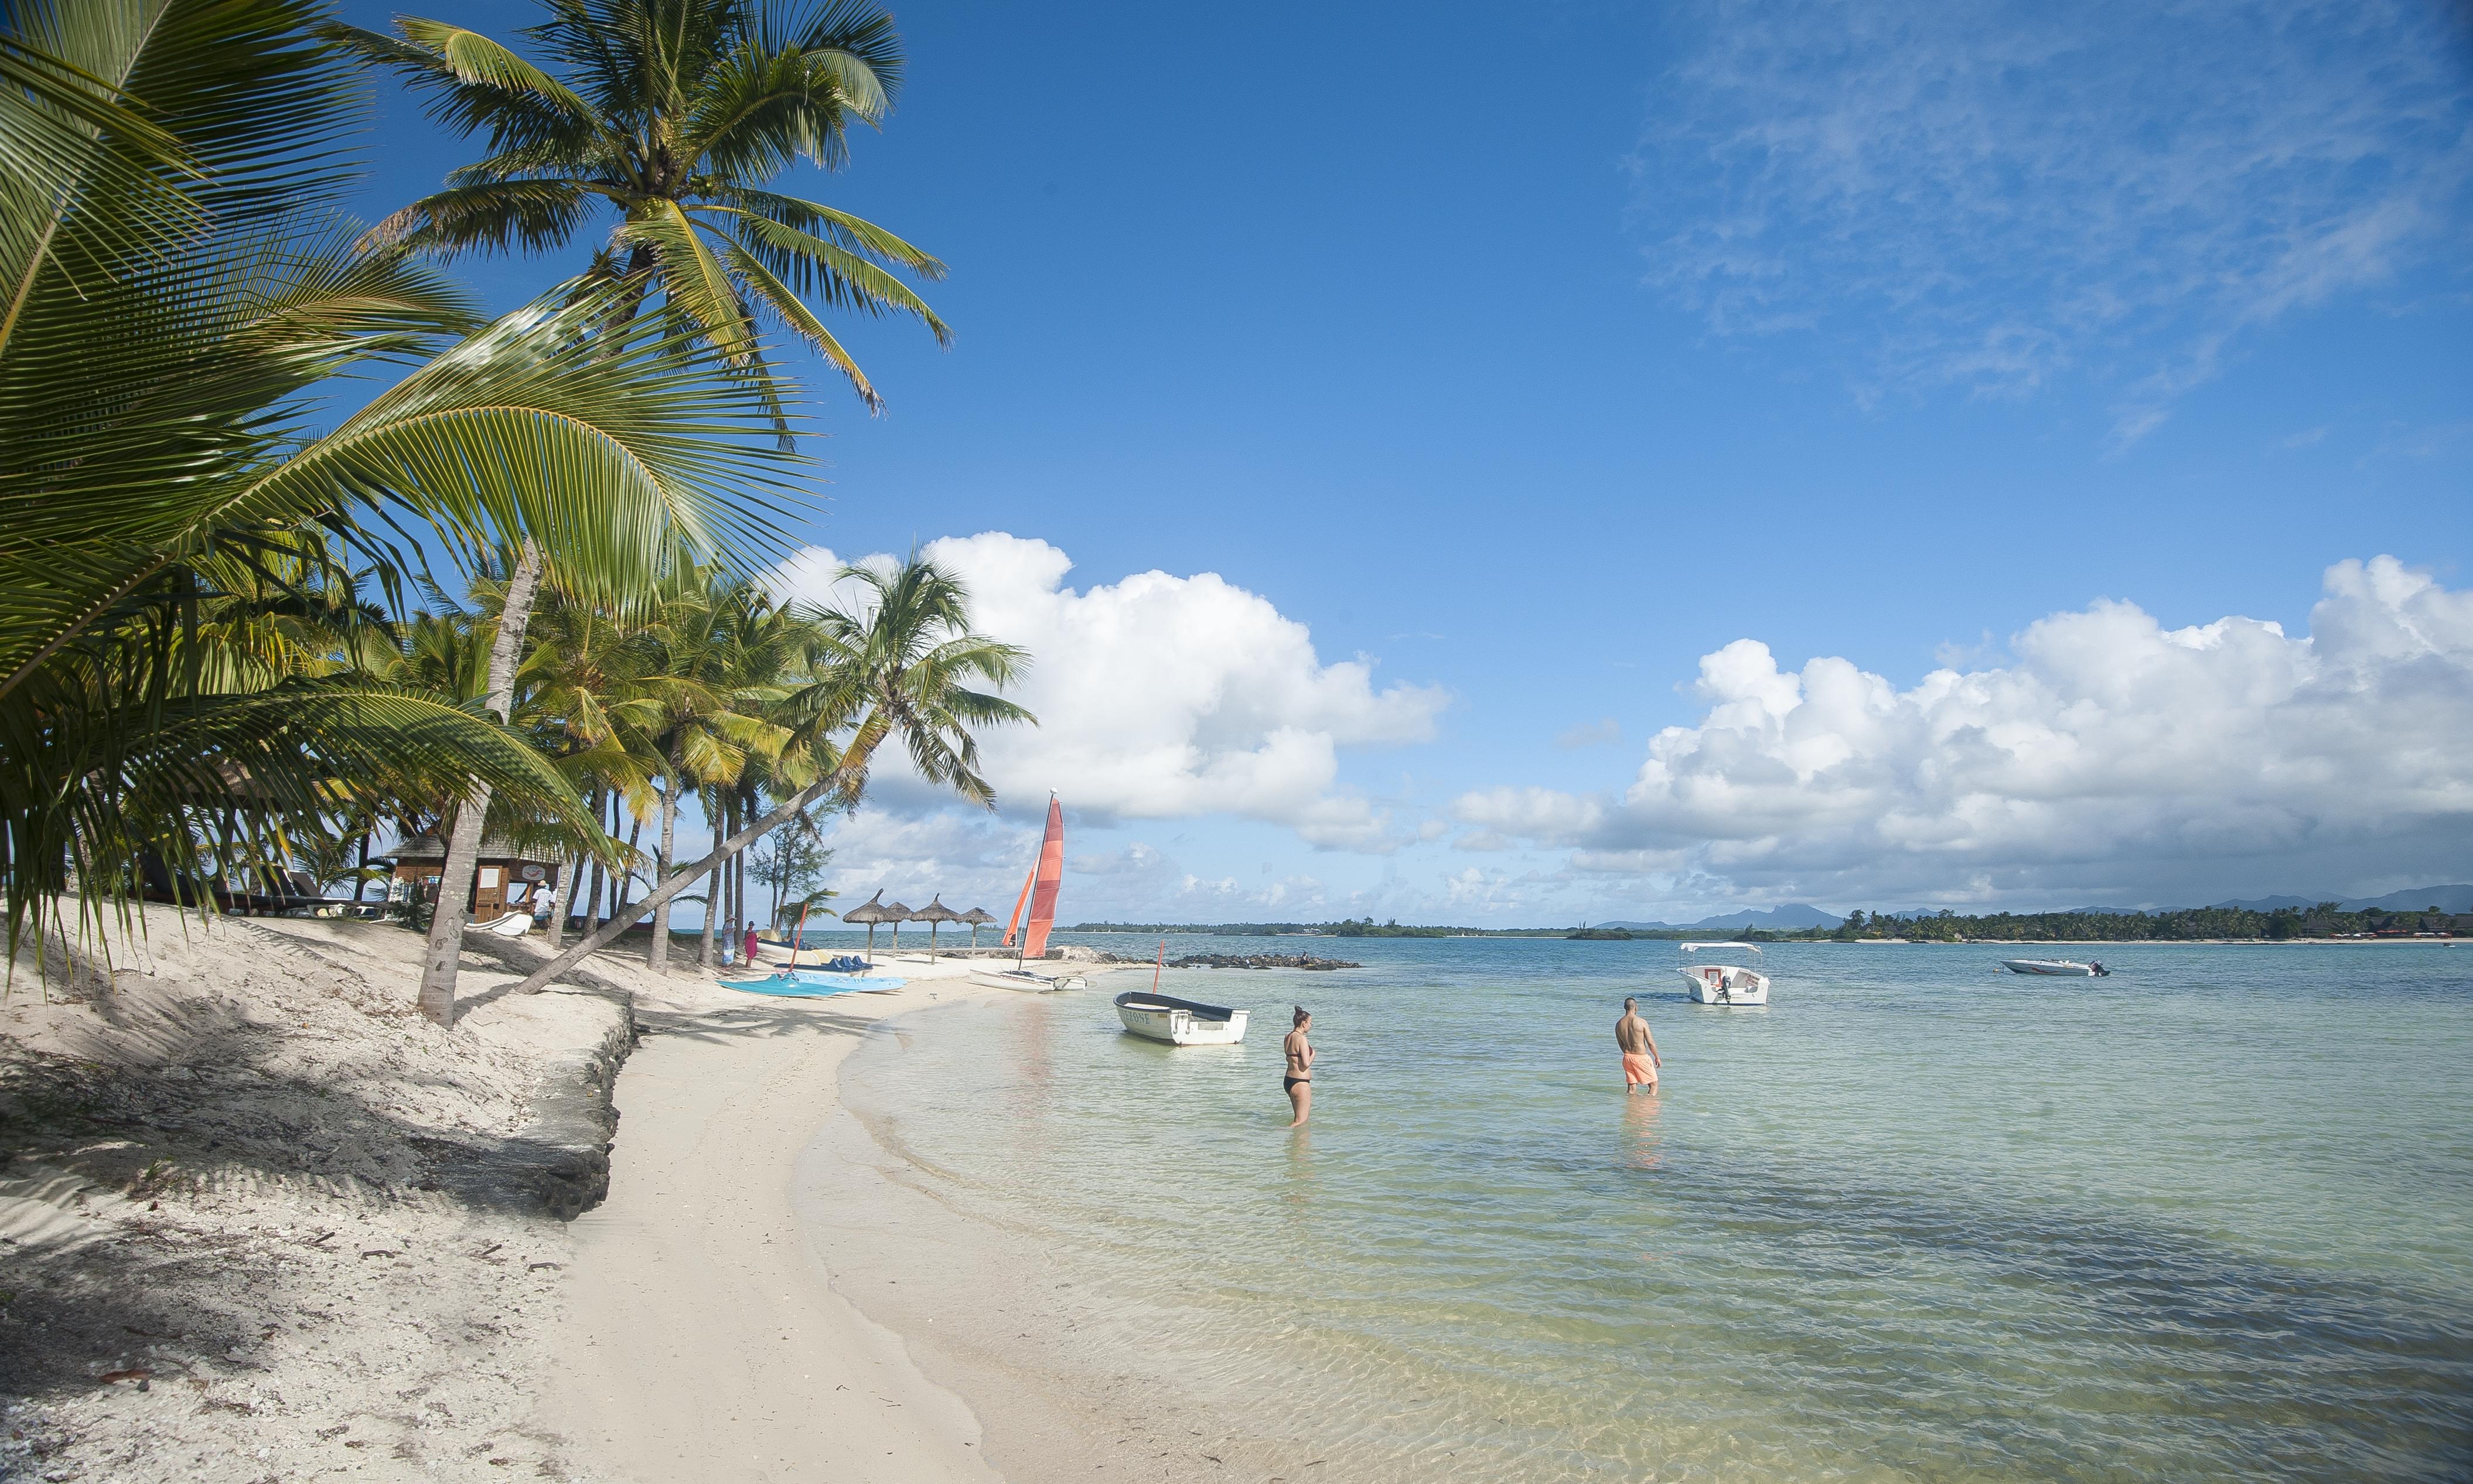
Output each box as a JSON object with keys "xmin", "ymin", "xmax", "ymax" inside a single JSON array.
[{"xmin": 839, "ymin": 936, "xmax": 2473, "ymax": 1481}]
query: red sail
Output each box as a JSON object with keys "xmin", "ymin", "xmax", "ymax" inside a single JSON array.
[{"xmin": 1020, "ymin": 796, "xmax": 1065, "ymax": 960}]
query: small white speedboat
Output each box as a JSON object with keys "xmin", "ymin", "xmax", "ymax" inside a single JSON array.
[
  {"xmin": 1114, "ymin": 990, "xmax": 1249, "ymax": 1045},
  {"xmin": 969, "ymin": 965, "xmax": 1088, "ymax": 992},
  {"xmin": 2000, "ymin": 958, "xmax": 2110, "ymax": 977},
  {"xmin": 1677, "ymin": 941, "xmax": 1770, "ymax": 1005}
]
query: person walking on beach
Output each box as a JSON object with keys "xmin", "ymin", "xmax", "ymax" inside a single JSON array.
[
  {"xmin": 1616, "ymin": 997, "xmax": 1662, "ymax": 1093},
  {"xmin": 1284, "ymin": 1007, "xmax": 1315, "ymax": 1127}
]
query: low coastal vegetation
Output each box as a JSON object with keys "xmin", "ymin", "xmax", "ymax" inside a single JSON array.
[
  {"xmin": 1073, "ymin": 903, "xmax": 2469, "ymax": 943},
  {"xmin": 1817, "ymin": 904, "xmax": 2470, "ymax": 942},
  {"xmin": 1071, "ymin": 919, "xmax": 1577, "ymax": 937}
]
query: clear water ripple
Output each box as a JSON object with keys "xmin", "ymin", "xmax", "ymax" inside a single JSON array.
[{"xmin": 840, "ymin": 936, "xmax": 2473, "ymax": 1481}]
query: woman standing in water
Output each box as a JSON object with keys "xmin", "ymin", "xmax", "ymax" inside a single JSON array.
[{"xmin": 1284, "ymin": 1006, "xmax": 1314, "ymax": 1127}]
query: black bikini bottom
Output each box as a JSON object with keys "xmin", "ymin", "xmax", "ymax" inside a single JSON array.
[{"xmin": 1284, "ymin": 1076, "xmax": 1311, "ymax": 1091}]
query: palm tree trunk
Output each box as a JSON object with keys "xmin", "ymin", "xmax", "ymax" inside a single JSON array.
[
  {"xmin": 725, "ymin": 792, "xmax": 742, "ymax": 950},
  {"xmin": 697, "ymin": 787, "xmax": 721, "ymax": 970},
  {"xmin": 618, "ymin": 814, "xmax": 642, "ymax": 915},
  {"xmin": 416, "ymin": 541, "xmax": 541, "ymax": 1026},
  {"xmin": 548, "ymin": 850, "xmax": 579, "ymax": 946},
  {"xmin": 512, "ymin": 772, "xmax": 841, "ymax": 996},
  {"xmin": 647, "ymin": 750, "xmax": 681, "ymax": 971},
  {"xmin": 583, "ymin": 790, "xmax": 608, "ymax": 937},
  {"xmin": 548, "ymin": 789, "xmax": 593, "ymax": 947}
]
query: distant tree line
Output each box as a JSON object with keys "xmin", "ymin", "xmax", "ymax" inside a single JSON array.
[
  {"xmin": 1816, "ymin": 905, "xmax": 2469, "ymax": 942},
  {"xmin": 1065, "ymin": 919, "xmax": 1567, "ymax": 938},
  {"xmin": 1069, "ymin": 905, "xmax": 2471, "ymax": 943}
]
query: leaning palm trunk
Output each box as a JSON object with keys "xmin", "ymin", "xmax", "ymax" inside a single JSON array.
[{"xmin": 417, "ymin": 544, "xmax": 541, "ymax": 1025}]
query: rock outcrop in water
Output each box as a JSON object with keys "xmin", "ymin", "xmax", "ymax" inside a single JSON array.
[{"xmin": 1098, "ymin": 951, "xmax": 1359, "ymax": 971}]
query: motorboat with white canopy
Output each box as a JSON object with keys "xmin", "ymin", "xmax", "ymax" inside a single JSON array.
[{"xmin": 1678, "ymin": 942, "xmax": 1771, "ymax": 1005}]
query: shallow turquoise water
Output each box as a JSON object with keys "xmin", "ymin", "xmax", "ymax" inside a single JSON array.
[{"xmin": 840, "ymin": 937, "xmax": 2473, "ymax": 1481}]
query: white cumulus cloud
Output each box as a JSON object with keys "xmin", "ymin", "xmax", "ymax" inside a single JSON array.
[
  {"xmin": 769, "ymin": 533, "xmax": 1448, "ymax": 852},
  {"xmin": 1453, "ymin": 556, "xmax": 2473, "ymax": 908}
]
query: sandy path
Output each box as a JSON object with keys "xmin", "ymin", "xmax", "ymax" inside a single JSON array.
[{"xmin": 545, "ymin": 968, "xmax": 1015, "ymax": 1484}]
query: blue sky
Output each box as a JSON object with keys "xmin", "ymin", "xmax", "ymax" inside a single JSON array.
[{"xmin": 337, "ymin": 0, "xmax": 2473, "ymax": 923}]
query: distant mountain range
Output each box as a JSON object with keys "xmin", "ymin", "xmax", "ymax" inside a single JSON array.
[
  {"xmin": 1593, "ymin": 904, "xmax": 1844, "ymax": 933},
  {"xmin": 1595, "ymin": 885, "xmax": 2473, "ymax": 931},
  {"xmin": 2209, "ymin": 885, "xmax": 2473, "ymax": 913}
]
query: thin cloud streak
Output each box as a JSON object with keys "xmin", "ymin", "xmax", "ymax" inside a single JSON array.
[{"xmin": 1634, "ymin": 0, "xmax": 2473, "ymax": 442}]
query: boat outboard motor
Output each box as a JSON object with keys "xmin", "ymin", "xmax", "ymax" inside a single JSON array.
[{"xmin": 2091, "ymin": 961, "xmax": 2109, "ymax": 977}]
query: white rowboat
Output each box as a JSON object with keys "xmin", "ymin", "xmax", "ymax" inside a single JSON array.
[{"xmin": 1114, "ymin": 990, "xmax": 1249, "ymax": 1045}]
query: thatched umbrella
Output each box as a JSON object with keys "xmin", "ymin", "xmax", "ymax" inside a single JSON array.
[
  {"xmin": 841, "ymin": 891, "xmax": 895, "ymax": 956},
  {"xmin": 879, "ymin": 900, "xmax": 915, "ymax": 954},
  {"xmin": 913, "ymin": 897, "xmax": 964, "ymax": 959},
  {"xmin": 959, "ymin": 906, "xmax": 996, "ymax": 949}
]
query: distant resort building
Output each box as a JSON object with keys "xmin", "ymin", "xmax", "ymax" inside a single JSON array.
[{"xmin": 388, "ymin": 834, "xmax": 562, "ymax": 924}]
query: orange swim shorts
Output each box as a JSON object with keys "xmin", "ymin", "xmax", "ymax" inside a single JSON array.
[{"xmin": 1622, "ymin": 1052, "xmax": 1657, "ymax": 1086}]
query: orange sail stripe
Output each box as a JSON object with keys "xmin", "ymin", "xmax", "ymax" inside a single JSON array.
[
  {"xmin": 1001, "ymin": 862, "xmax": 1035, "ymax": 947},
  {"xmin": 1021, "ymin": 796, "xmax": 1066, "ymax": 961}
]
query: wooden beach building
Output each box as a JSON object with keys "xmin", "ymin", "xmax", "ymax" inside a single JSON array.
[{"xmin": 388, "ymin": 834, "xmax": 562, "ymax": 924}]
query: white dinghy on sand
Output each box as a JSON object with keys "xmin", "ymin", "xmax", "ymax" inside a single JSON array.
[{"xmin": 1678, "ymin": 941, "xmax": 1771, "ymax": 1005}]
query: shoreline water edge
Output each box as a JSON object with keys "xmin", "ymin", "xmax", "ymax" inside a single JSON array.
[{"xmin": 7, "ymin": 928, "xmax": 2466, "ymax": 1481}]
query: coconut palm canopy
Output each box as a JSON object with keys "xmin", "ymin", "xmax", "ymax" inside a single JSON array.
[
  {"xmin": 0, "ymin": 0, "xmax": 803, "ymax": 957},
  {"xmin": 322, "ymin": 0, "xmax": 948, "ymax": 415}
]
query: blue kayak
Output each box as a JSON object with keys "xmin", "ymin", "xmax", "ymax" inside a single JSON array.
[{"xmin": 724, "ymin": 972, "xmax": 907, "ymax": 998}]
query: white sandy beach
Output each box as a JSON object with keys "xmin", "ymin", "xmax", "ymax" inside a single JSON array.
[
  {"xmin": 1, "ymin": 915, "xmax": 1178, "ymax": 1482},
  {"xmin": 542, "ymin": 956, "xmax": 1011, "ymax": 1484}
]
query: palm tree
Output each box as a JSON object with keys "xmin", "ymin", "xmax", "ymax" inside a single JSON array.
[
  {"xmin": 516, "ymin": 585, "xmax": 663, "ymax": 946},
  {"xmin": 324, "ymin": 0, "xmax": 947, "ymax": 1009},
  {"xmin": 629, "ymin": 564, "xmax": 799, "ymax": 971},
  {"xmin": 0, "ymin": 1, "xmax": 801, "ymax": 1016},
  {"xmin": 323, "ymin": 0, "xmax": 945, "ymax": 411},
  {"xmin": 511, "ymin": 554, "xmax": 1031, "ymax": 994}
]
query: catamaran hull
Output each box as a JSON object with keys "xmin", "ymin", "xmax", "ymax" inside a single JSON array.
[
  {"xmin": 970, "ymin": 967, "xmax": 1087, "ymax": 992},
  {"xmin": 1114, "ymin": 992, "xmax": 1249, "ymax": 1045}
]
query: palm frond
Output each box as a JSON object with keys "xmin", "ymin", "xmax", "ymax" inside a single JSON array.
[
  {"xmin": 612, "ymin": 200, "xmax": 759, "ymax": 364},
  {"xmin": 360, "ymin": 178, "xmax": 598, "ymax": 258}
]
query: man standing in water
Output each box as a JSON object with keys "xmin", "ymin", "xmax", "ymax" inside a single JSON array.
[
  {"xmin": 1616, "ymin": 997, "xmax": 1662, "ymax": 1093},
  {"xmin": 1284, "ymin": 1006, "xmax": 1314, "ymax": 1127}
]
